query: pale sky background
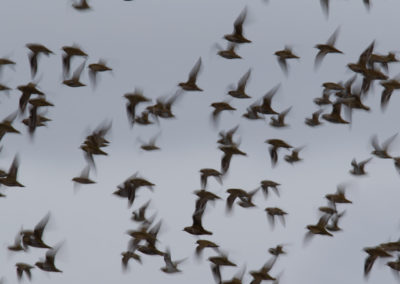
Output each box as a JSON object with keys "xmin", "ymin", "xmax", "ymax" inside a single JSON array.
[{"xmin": 1, "ymin": 0, "xmax": 400, "ymax": 283}]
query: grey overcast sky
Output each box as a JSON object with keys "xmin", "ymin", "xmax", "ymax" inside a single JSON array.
[{"xmin": 1, "ymin": 0, "xmax": 400, "ymax": 283}]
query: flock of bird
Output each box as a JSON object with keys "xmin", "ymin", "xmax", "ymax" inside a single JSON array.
[{"xmin": 1, "ymin": 0, "xmax": 400, "ymax": 283}]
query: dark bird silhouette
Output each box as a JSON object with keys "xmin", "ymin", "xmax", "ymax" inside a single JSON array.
[
  {"xmin": 304, "ymin": 215, "xmax": 333, "ymax": 244},
  {"xmin": 270, "ymin": 107, "xmax": 291, "ymax": 128},
  {"xmin": 326, "ymin": 211, "xmax": 346, "ymax": 232},
  {"xmin": 195, "ymin": 240, "xmax": 219, "ymax": 257},
  {"xmin": 131, "ymin": 200, "xmax": 152, "ymax": 224},
  {"xmin": 249, "ymin": 258, "xmax": 277, "ymax": 284},
  {"xmin": 350, "ymin": 158, "xmax": 372, "ymax": 176},
  {"xmin": 0, "ymin": 155, "xmax": 24, "ymax": 187},
  {"xmin": 371, "ymin": 133, "xmax": 397, "ymax": 159},
  {"xmin": 275, "ymin": 46, "xmax": 299, "ymax": 75},
  {"xmin": 179, "ymin": 57, "xmax": 202, "ymax": 91},
  {"xmin": 265, "ymin": 139, "xmax": 293, "ymax": 166},
  {"xmin": 314, "ymin": 28, "xmax": 343, "ymax": 69},
  {"xmin": 219, "ymin": 145, "xmax": 247, "ymax": 174},
  {"xmin": 216, "ymin": 42, "xmax": 241, "ymax": 59},
  {"xmin": 139, "ymin": 134, "xmax": 161, "ymax": 151},
  {"xmin": 35, "ymin": 245, "xmax": 62, "ymax": 273},
  {"xmin": 72, "ymin": 166, "xmax": 95, "ymax": 188},
  {"xmin": 364, "ymin": 246, "xmax": 392, "ymax": 277},
  {"xmin": 26, "ymin": 43, "xmax": 53, "ymax": 78},
  {"xmin": 21, "ymin": 212, "xmax": 52, "ymax": 249},
  {"xmin": 228, "ymin": 69, "xmax": 252, "ymax": 99},
  {"xmin": 17, "ymin": 82, "xmax": 44, "ymax": 113},
  {"xmin": 380, "ymin": 78, "xmax": 400, "ymax": 110},
  {"xmin": 209, "ymin": 253, "xmax": 237, "ymax": 284},
  {"xmin": 161, "ymin": 248, "xmax": 186, "ymax": 273},
  {"xmin": 255, "ymin": 85, "xmax": 280, "ymax": 115},
  {"xmin": 259, "ymin": 180, "xmax": 280, "ymax": 198},
  {"xmin": 265, "ymin": 207, "xmax": 288, "ymax": 227},
  {"xmin": 124, "ymin": 89, "xmax": 150, "ymax": 126},
  {"xmin": 224, "ymin": 7, "xmax": 251, "ymax": 44},
  {"xmin": 313, "ymin": 92, "xmax": 332, "ymax": 106},
  {"xmin": 226, "ymin": 188, "xmax": 258, "ymax": 212},
  {"xmin": 62, "ymin": 45, "xmax": 88, "ymax": 76},
  {"xmin": 16, "ymin": 263, "xmax": 34, "ymax": 281},
  {"xmin": 284, "ymin": 147, "xmax": 304, "ymax": 164},
  {"xmin": 200, "ymin": 168, "xmax": 223, "ymax": 188},
  {"xmin": 217, "ymin": 125, "xmax": 239, "ymax": 146},
  {"xmin": 305, "ymin": 109, "xmax": 323, "ymax": 127},
  {"xmin": 8, "ymin": 229, "xmax": 26, "ymax": 252},
  {"xmin": 88, "ymin": 60, "xmax": 112, "ymax": 87},
  {"xmin": 121, "ymin": 250, "xmax": 142, "ymax": 271},
  {"xmin": 72, "ymin": 0, "xmax": 91, "ymax": 11},
  {"xmin": 63, "ymin": 60, "xmax": 86, "ymax": 87},
  {"xmin": 0, "ymin": 112, "xmax": 20, "ymax": 142},
  {"xmin": 211, "ymin": 102, "xmax": 236, "ymax": 123},
  {"xmin": 325, "ymin": 185, "xmax": 352, "ymax": 205},
  {"xmin": 322, "ymin": 102, "xmax": 349, "ymax": 124}
]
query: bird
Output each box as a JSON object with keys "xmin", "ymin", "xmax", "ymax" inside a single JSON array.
[
  {"xmin": 380, "ymin": 78, "xmax": 400, "ymax": 110},
  {"xmin": 21, "ymin": 212, "xmax": 52, "ymax": 249},
  {"xmin": 200, "ymin": 168, "xmax": 223, "ymax": 188},
  {"xmin": 265, "ymin": 139, "xmax": 293, "ymax": 166},
  {"xmin": 270, "ymin": 107, "xmax": 292, "ymax": 128},
  {"xmin": 72, "ymin": 0, "xmax": 91, "ymax": 11},
  {"xmin": 61, "ymin": 45, "xmax": 88, "ymax": 76},
  {"xmin": 63, "ymin": 60, "xmax": 86, "ymax": 87},
  {"xmin": 304, "ymin": 215, "xmax": 333, "ymax": 243},
  {"xmin": 275, "ymin": 46, "xmax": 299, "ymax": 75},
  {"xmin": 228, "ymin": 69, "xmax": 252, "ymax": 99},
  {"xmin": 217, "ymin": 125, "xmax": 239, "ymax": 146},
  {"xmin": 35, "ymin": 246, "xmax": 62, "ymax": 273},
  {"xmin": 371, "ymin": 133, "xmax": 397, "ymax": 159},
  {"xmin": 224, "ymin": 7, "xmax": 251, "ymax": 44},
  {"xmin": 255, "ymin": 85, "xmax": 280, "ymax": 115},
  {"xmin": 364, "ymin": 246, "xmax": 392, "ymax": 277},
  {"xmin": 259, "ymin": 180, "xmax": 281, "ymax": 198},
  {"xmin": 322, "ymin": 102, "xmax": 349, "ymax": 124},
  {"xmin": 131, "ymin": 200, "xmax": 152, "ymax": 224},
  {"xmin": 0, "ymin": 112, "xmax": 20, "ymax": 142},
  {"xmin": 210, "ymin": 102, "xmax": 236, "ymax": 123},
  {"xmin": 88, "ymin": 59, "xmax": 112, "ymax": 87},
  {"xmin": 16, "ymin": 263, "xmax": 34, "ymax": 281},
  {"xmin": 265, "ymin": 207, "xmax": 288, "ymax": 227},
  {"xmin": 121, "ymin": 250, "xmax": 142, "ymax": 271},
  {"xmin": 8, "ymin": 229, "xmax": 26, "ymax": 252},
  {"xmin": 195, "ymin": 240, "xmax": 219, "ymax": 257},
  {"xmin": 305, "ymin": 110, "xmax": 323, "ymax": 127},
  {"xmin": 349, "ymin": 158, "xmax": 372, "ymax": 176},
  {"xmin": 72, "ymin": 166, "xmax": 96, "ymax": 188},
  {"xmin": 284, "ymin": 147, "xmax": 304, "ymax": 164},
  {"xmin": 219, "ymin": 145, "xmax": 247, "ymax": 174},
  {"xmin": 313, "ymin": 92, "xmax": 332, "ymax": 106},
  {"xmin": 249, "ymin": 258, "xmax": 277, "ymax": 284},
  {"xmin": 178, "ymin": 57, "xmax": 202, "ymax": 91},
  {"xmin": 124, "ymin": 89, "xmax": 151, "ymax": 126},
  {"xmin": 17, "ymin": 82, "xmax": 44, "ymax": 113},
  {"xmin": 0, "ymin": 155, "xmax": 24, "ymax": 187},
  {"xmin": 216, "ymin": 42, "xmax": 242, "ymax": 59},
  {"xmin": 314, "ymin": 27, "xmax": 343, "ymax": 69},
  {"xmin": 161, "ymin": 248, "xmax": 186, "ymax": 273},
  {"xmin": 325, "ymin": 185, "xmax": 352, "ymax": 205},
  {"xmin": 26, "ymin": 43, "xmax": 53, "ymax": 78}
]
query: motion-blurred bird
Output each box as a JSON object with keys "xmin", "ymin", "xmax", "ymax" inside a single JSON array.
[
  {"xmin": 228, "ymin": 69, "xmax": 252, "ymax": 99},
  {"xmin": 275, "ymin": 46, "xmax": 299, "ymax": 75},
  {"xmin": 224, "ymin": 7, "xmax": 251, "ymax": 44},
  {"xmin": 179, "ymin": 57, "xmax": 202, "ymax": 91},
  {"xmin": 26, "ymin": 43, "xmax": 53, "ymax": 78},
  {"xmin": 314, "ymin": 28, "xmax": 343, "ymax": 69}
]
